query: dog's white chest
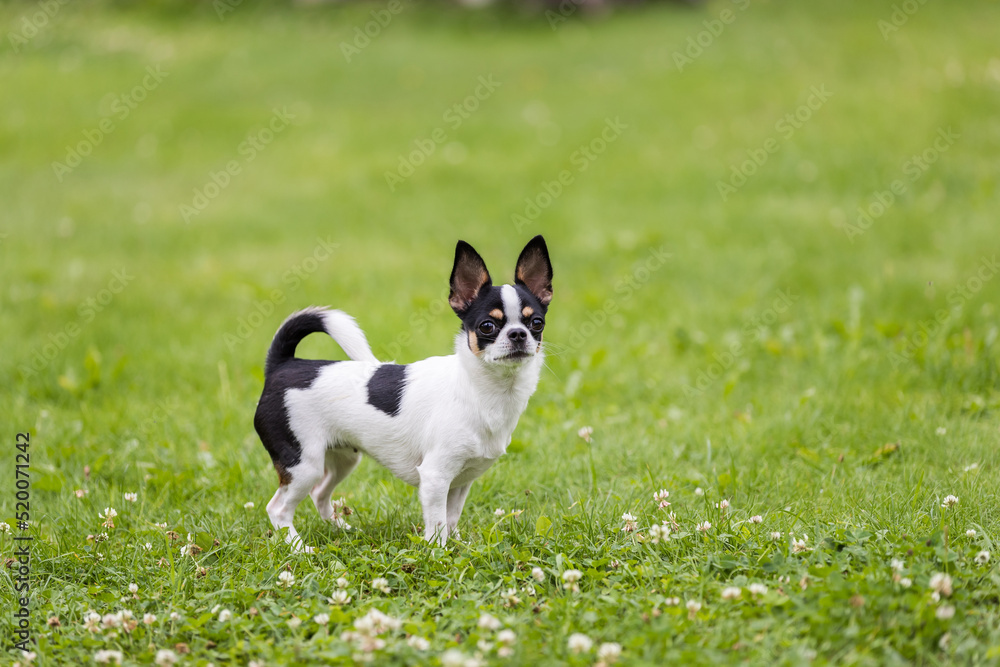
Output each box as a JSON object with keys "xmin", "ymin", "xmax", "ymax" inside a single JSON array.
[{"xmin": 451, "ymin": 454, "xmax": 501, "ymax": 488}]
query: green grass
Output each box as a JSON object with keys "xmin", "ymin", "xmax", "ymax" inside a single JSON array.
[{"xmin": 3, "ymin": 0, "xmax": 1000, "ymax": 664}]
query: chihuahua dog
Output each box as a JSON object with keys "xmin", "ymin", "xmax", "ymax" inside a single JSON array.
[{"xmin": 254, "ymin": 236, "xmax": 552, "ymax": 551}]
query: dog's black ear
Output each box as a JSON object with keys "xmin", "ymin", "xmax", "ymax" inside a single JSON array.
[
  {"xmin": 514, "ymin": 235, "xmax": 553, "ymax": 306},
  {"xmin": 449, "ymin": 241, "xmax": 492, "ymax": 315}
]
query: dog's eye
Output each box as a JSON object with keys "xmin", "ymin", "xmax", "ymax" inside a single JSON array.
[
  {"xmin": 529, "ymin": 317, "xmax": 544, "ymax": 332},
  {"xmin": 478, "ymin": 321, "xmax": 497, "ymax": 335}
]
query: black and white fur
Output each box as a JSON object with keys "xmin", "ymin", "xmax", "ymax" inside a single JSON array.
[{"xmin": 254, "ymin": 236, "xmax": 553, "ymax": 551}]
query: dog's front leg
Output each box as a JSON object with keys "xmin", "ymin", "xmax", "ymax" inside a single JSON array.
[
  {"xmin": 416, "ymin": 456, "xmax": 462, "ymax": 546},
  {"xmin": 446, "ymin": 484, "xmax": 472, "ymax": 541}
]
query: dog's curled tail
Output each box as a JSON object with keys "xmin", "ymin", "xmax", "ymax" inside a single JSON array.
[{"xmin": 265, "ymin": 307, "xmax": 378, "ymax": 375}]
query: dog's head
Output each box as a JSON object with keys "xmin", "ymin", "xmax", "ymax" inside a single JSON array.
[{"xmin": 449, "ymin": 235, "xmax": 553, "ymax": 364}]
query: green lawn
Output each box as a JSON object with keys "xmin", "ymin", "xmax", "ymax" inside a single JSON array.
[{"xmin": 2, "ymin": 0, "xmax": 1000, "ymax": 664}]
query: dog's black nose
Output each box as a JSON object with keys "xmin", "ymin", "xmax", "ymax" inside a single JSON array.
[{"xmin": 507, "ymin": 328, "xmax": 527, "ymax": 342}]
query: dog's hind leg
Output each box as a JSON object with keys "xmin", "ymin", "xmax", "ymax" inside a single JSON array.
[
  {"xmin": 266, "ymin": 453, "xmax": 324, "ymax": 553},
  {"xmin": 311, "ymin": 448, "xmax": 361, "ymax": 529}
]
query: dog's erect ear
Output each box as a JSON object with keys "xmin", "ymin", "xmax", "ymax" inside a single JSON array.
[
  {"xmin": 449, "ymin": 241, "xmax": 492, "ymax": 315},
  {"xmin": 514, "ymin": 235, "xmax": 553, "ymax": 306}
]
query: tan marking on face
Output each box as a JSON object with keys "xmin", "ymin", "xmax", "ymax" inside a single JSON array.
[
  {"xmin": 522, "ymin": 306, "xmax": 534, "ymax": 318},
  {"xmin": 274, "ymin": 462, "xmax": 292, "ymax": 486},
  {"xmin": 468, "ymin": 329, "xmax": 481, "ymax": 354},
  {"xmin": 489, "ymin": 308, "xmax": 504, "ymax": 320}
]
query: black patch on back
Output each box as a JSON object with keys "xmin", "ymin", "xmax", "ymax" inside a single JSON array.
[
  {"xmin": 254, "ymin": 359, "xmax": 339, "ymax": 478},
  {"xmin": 367, "ymin": 364, "xmax": 408, "ymax": 416}
]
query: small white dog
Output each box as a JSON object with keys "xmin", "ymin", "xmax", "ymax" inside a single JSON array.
[{"xmin": 253, "ymin": 236, "xmax": 553, "ymax": 550}]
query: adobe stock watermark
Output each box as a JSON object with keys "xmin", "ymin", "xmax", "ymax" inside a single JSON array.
[
  {"xmin": 683, "ymin": 288, "xmax": 798, "ymax": 396},
  {"xmin": 384, "ymin": 75, "xmax": 501, "ymax": 192},
  {"xmin": 340, "ymin": 0, "xmax": 408, "ymax": 63},
  {"xmin": 18, "ymin": 269, "xmax": 134, "ymax": 379},
  {"xmin": 716, "ymin": 85, "xmax": 832, "ymax": 201},
  {"xmin": 564, "ymin": 245, "xmax": 671, "ymax": 352},
  {"xmin": 512, "ymin": 117, "xmax": 628, "ymax": 232},
  {"xmin": 51, "ymin": 65, "xmax": 169, "ymax": 182},
  {"xmin": 6, "ymin": 0, "xmax": 70, "ymax": 53},
  {"xmin": 878, "ymin": 0, "xmax": 931, "ymax": 40},
  {"xmin": 223, "ymin": 237, "xmax": 339, "ymax": 351},
  {"xmin": 180, "ymin": 107, "xmax": 295, "ymax": 223},
  {"xmin": 672, "ymin": 0, "xmax": 751, "ymax": 72},
  {"xmin": 545, "ymin": 0, "xmax": 587, "ymax": 29},
  {"xmin": 889, "ymin": 255, "xmax": 999, "ymax": 369},
  {"xmin": 837, "ymin": 127, "xmax": 958, "ymax": 242}
]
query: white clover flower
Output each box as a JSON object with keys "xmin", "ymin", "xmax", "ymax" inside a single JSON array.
[
  {"xmin": 154, "ymin": 649, "xmax": 178, "ymax": 666},
  {"xmin": 649, "ymin": 523, "xmax": 670, "ymax": 544},
  {"xmin": 696, "ymin": 521, "xmax": 711, "ymax": 533},
  {"xmin": 890, "ymin": 558, "xmax": 905, "ymax": 571},
  {"xmin": 664, "ymin": 597, "xmax": 680, "ymax": 606},
  {"xmin": 155, "ymin": 522, "xmax": 168, "ymax": 529},
  {"xmin": 244, "ymin": 501, "xmax": 254, "ymax": 509},
  {"xmin": 577, "ymin": 426, "xmax": 593, "ymax": 443},
  {"xmin": 792, "ymin": 538, "xmax": 810, "ymax": 554},
  {"xmin": 653, "ymin": 489, "xmax": 670, "ymax": 509},
  {"xmin": 966, "ymin": 529, "xmax": 977, "ymax": 538},
  {"xmin": 330, "ymin": 590, "xmax": 351, "ymax": 605},
  {"xmin": 936, "ymin": 427, "xmax": 947, "ymax": 436},
  {"xmin": 143, "ymin": 613, "xmax": 156, "ymax": 625},
  {"xmin": 899, "ymin": 577, "xmax": 913, "ymax": 588},
  {"xmin": 101, "ymin": 508, "xmax": 118, "ymax": 519},
  {"xmin": 748, "ymin": 583, "xmax": 767, "ymax": 596},
  {"xmin": 337, "ymin": 576, "xmax": 349, "ymax": 589},
  {"xmin": 936, "ymin": 605, "xmax": 956, "ymax": 620},
  {"xmin": 501, "ymin": 588, "xmax": 521, "ymax": 607},
  {"xmin": 477, "ymin": 613, "xmax": 501, "ymax": 631},
  {"xmin": 372, "ymin": 577, "xmax": 391, "ymax": 594},
  {"xmin": 769, "ymin": 531, "xmax": 782, "ymax": 541},
  {"xmin": 621, "ymin": 513, "xmax": 638, "ymax": 533},
  {"xmin": 83, "ymin": 611, "xmax": 101, "ymax": 632},
  {"xmin": 218, "ymin": 609, "xmax": 232, "ymax": 622},
  {"xmin": 124, "ymin": 492, "xmax": 137, "ymax": 503},
  {"xmin": 597, "ymin": 642, "xmax": 622, "ymax": 663},
  {"xmin": 75, "ymin": 489, "xmax": 88, "ymax": 498},
  {"xmin": 278, "ymin": 571, "xmax": 295, "ymax": 588},
  {"xmin": 441, "ymin": 649, "xmax": 468, "ymax": 667},
  {"xmin": 314, "ymin": 613, "xmax": 330, "ymax": 625},
  {"xmin": 686, "ymin": 599, "xmax": 702, "ymax": 618},
  {"xmin": 721, "ymin": 586, "xmax": 741, "ymax": 601},
  {"xmin": 101, "ymin": 613, "xmax": 120, "ymax": 629},
  {"xmin": 531, "ymin": 567, "xmax": 545, "ymax": 583},
  {"xmin": 169, "ymin": 612, "xmax": 181, "ymax": 622},
  {"xmin": 94, "ymin": 650, "xmax": 123, "ymax": 664},
  {"xmin": 407, "ymin": 635, "xmax": 430, "ymax": 650},
  {"xmin": 287, "ymin": 616, "xmax": 302, "ymax": 629},
  {"xmin": 562, "ymin": 569, "xmax": 582, "ymax": 592},
  {"xmin": 521, "ymin": 582, "xmax": 536, "ymax": 596},
  {"xmin": 716, "ymin": 499, "xmax": 730, "ymax": 511},
  {"xmin": 143, "ymin": 542, "xmax": 152, "ymax": 551},
  {"xmin": 494, "ymin": 508, "xmax": 505, "ymax": 517},
  {"xmin": 964, "ymin": 463, "xmax": 979, "ymax": 472},
  {"xmin": 567, "ymin": 633, "xmax": 593, "ymax": 653},
  {"xmin": 694, "ymin": 487, "xmax": 704, "ymax": 496},
  {"xmin": 929, "ymin": 573, "xmax": 953, "ymax": 597},
  {"xmin": 976, "ymin": 550, "xmax": 991, "ymax": 565},
  {"xmin": 942, "ymin": 495, "xmax": 959, "ymax": 509},
  {"xmin": 128, "ymin": 583, "xmax": 138, "ymax": 594},
  {"xmin": 0, "ymin": 522, "xmax": 10, "ymax": 534},
  {"xmin": 497, "ymin": 629, "xmax": 516, "ymax": 645},
  {"xmin": 749, "ymin": 515, "xmax": 763, "ymax": 524}
]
